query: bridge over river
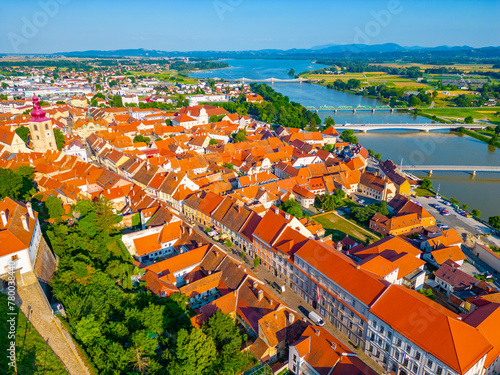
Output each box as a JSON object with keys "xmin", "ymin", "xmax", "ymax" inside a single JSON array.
[
  {"xmin": 338, "ymin": 123, "xmax": 486, "ymax": 132},
  {"xmin": 400, "ymin": 165, "xmax": 500, "ymax": 176}
]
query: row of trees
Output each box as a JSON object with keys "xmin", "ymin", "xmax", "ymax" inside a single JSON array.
[{"xmin": 46, "ymin": 198, "xmax": 252, "ymax": 374}]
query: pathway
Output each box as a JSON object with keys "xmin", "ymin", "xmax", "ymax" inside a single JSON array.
[{"xmin": 15, "ymin": 273, "xmax": 90, "ymax": 375}]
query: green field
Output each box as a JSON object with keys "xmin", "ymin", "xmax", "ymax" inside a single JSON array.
[
  {"xmin": 420, "ymin": 108, "xmax": 500, "ymax": 123},
  {"xmin": 0, "ymin": 294, "xmax": 66, "ymax": 374},
  {"xmin": 313, "ymin": 212, "xmax": 380, "ymax": 244},
  {"xmin": 129, "ymin": 70, "xmax": 199, "ymax": 83}
]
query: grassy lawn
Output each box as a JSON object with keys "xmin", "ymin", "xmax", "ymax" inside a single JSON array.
[
  {"xmin": 128, "ymin": 70, "xmax": 199, "ymax": 83},
  {"xmin": 414, "ymin": 187, "xmax": 435, "ymax": 197},
  {"xmin": 313, "ymin": 212, "xmax": 380, "ymax": 244},
  {"xmin": 0, "ymin": 294, "xmax": 66, "ymax": 374},
  {"xmin": 420, "ymin": 108, "xmax": 500, "ymax": 123}
]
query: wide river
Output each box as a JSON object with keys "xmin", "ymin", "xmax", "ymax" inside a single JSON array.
[{"xmin": 191, "ymin": 59, "xmax": 500, "ymax": 219}]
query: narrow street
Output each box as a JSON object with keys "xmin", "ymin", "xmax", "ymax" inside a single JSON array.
[{"xmin": 186, "ymin": 221, "xmax": 386, "ymax": 374}]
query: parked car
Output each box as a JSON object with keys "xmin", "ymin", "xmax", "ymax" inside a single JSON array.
[{"xmin": 308, "ymin": 311, "xmax": 325, "ymax": 326}]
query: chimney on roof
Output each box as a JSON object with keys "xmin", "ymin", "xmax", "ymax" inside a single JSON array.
[
  {"xmin": 269, "ymin": 298, "xmax": 273, "ymax": 307},
  {"xmin": 336, "ymin": 242, "xmax": 342, "ymax": 253},
  {"xmin": 253, "ymin": 281, "xmax": 258, "ymax": 290},
  {"xmin": 315, "ymin": 329, "xmax": 320, "ymax": 336},
  {"xmin": 26, "ymin": 202, "xmax": 34, "ymax": 219},
  {"xmin": 331, "ymin": 342, "xmax": 337, "ymax": 350},
  {"xmin": 285, "ymin": 213, "xmax": 290, "ymax": 221},
  {"xmin": 274, "ymin": 207, "xmax": 279, "ymax": 215},
  {"xmin": 186, "ymin": 279, "xmax": 190, "ymax": 285},
  {"xmin": 188, "ymin": 226, "xmax": 192, "ymax": 235},
  {"xmin": 208, "ymin": 270, "xmax": 212, "ymax": 275},
  {"xmin": 355, "ymin": 264, "xmax": 360, "ymax": 270},
  {"xmin": 274, "ymin": 313, "xmax": 277, "ymax": 320},
  {"xmin": 0, "ymin": 210, "xmax": 7, "ymax": 226},
  {"xmin": 257, "ymin": 289, "xmax": 263, "ymax": 302},
  {"xmin": 288, "ymin": 312, "xmax": 295, "ymax": 324},
  {"xmin": 21, "ymin": 214, "xmax": 29, "ymax": 231}
]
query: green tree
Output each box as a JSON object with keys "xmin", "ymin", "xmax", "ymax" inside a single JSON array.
[
  {"xmin": 209, "ymin": 139, "xmax": 218, "ymax": 146},
  {"xmin": 288, "ymin": 68, "xmax": 295, "ymax": 77},
  {"xmin": 472, "ymin": 209, "xmax": 481, "ymax": 217},
  {"xmin": 420, "ymin": 178, "xmax": 433, "ymax": 190},
  {"xmin": 224, "ymin": 162, "xmax": 234, "ymax": 170},
  {"xmin": 449, "ymin": 198, "xmax": 460, "ymax": 205},
  {"xmin": 15, "ymin": 126, "xmax": 30, "ymax": 143},
  {"xmin": 322, "ymin": 144, "xmax": 334, "ymax": 152},
  {"xmin": 112, "ymin": 95, "xmax": 124, "ymax": 108},
  {"xmin": 168, "ymin": 328, "xmax": 216, "ymax": 375},
  {"xmin": 461, "ymin": 203, "xmax": 469, "ymax": 211},
  {"xmin": 324, "ymin": 116, "xmax": 335, "ymax": 129},
  {"xmin": 46, "ymin": 196, "xmax": 64, "ymax": 219},
  {"xmin": 417, "ymin": 288, "xmax": 435, "ymax": 301},
  {"xmin": 54, "ymin": 129, "xmax": 65, "ymax": 151},
  {"xmin": 203, "ymin": 310, "xmax": 248, "ymax": 374},
  {"xmin": 0, "ymin": 168, "xmax": 23, "ymax": 200},
  {"xmin": 253, "ymin": 257, "xmax": 260, "ymax": 268},
  {"xmin": 340, "ymin": 130, "xmax": 358, "ymax": 144},
  {"xmin": 280, "ymin": 199, "xmax": 303, "ymax": 219},
  {"xmin": 232, "ymin": 129, "xmax": 247, "ymax": 143},
  {"xmin": 133, "ymin": 134, "xmax": 151, "ymax": 144},
  {"xmin": 464, "ymin": 116, "xmax": 474, "ymax": 124},
  {"xmin": 209, "ymin": 115, "xmax": 225, "ymax": 123},
  {"xmin": 0, "ymin": 167, "xmax": 35, "ymax": 201},
  {"xmin": 75, "ymin": 314, "xmax": 102, "ymax": 346},
  {"xmin": 489, "ymin": 216, "xmax": 500, "ymax": 230},
  {"xmin": 308, "ymin": 117, "xmax": 318, "ymax": 131},
  {"xmin": 378, "ymin": 201, "xmax": 389, "ymax": 216}
]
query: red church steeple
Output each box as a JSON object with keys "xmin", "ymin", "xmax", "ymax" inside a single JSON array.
[{"xmin": 30, "ymin": 94, "xmax": 49, "ymax": 122}]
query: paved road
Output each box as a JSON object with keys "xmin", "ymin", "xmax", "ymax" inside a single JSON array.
[{"xmin": 15, "ymin": 273, "xmax": 90, "ymax": 375}]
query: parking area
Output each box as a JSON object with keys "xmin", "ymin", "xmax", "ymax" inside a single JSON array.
[{"xmin": 414, "ymin": 196, "xmax": 496, "ymax": 238}]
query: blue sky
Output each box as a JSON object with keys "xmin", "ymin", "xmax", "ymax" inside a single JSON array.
[{"xmin": 0, "ymin": 0, "xmax": 499, "ymax": 53}]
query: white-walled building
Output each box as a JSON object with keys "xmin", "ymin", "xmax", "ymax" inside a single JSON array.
[
  {"xmin": 367, "ymin": 285, "xmax": 491, "ymax": 375},
  {"xmin": 0, "ymin": 198, "xmax": 43, "ymax": 285}
]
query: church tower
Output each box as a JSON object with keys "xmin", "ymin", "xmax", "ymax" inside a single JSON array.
[{"xmin": 28, "ymin": 94, "xmax": 57, "ymax": 152}]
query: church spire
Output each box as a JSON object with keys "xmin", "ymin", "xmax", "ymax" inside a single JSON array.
[{"xmin": 30, "ymin": 94, "xmax": 49, "ymax": 122}]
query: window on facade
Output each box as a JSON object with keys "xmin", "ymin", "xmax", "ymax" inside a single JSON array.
[
  {"xmin": 388, "ymin": 331, "xmax": 392, "ymax": 340},
  {"xmin": 45, "ymin": 124, "xmax": 49, "ymax": 130},
  {"xmin": 350, "ymin": 311, "xmax": 354, "ymax": 318},
  {"xmin": 396, "ymin": 338, "xmax": 402, "ymax": 347},
  {"xmin": 368, "ymin": 344, "xmax": 373, "ymax": 353},
  {"xmin": 403, "ymin": 358, "xmax": 409, "ymax": 367},
  {"xmin": 406, "ymin": 344, "xmax": 411, "ymax": 353},
  {"xmin": 370, "ymin": 333, "xmax": 375, "ymax": 341},
  {"xmin": 379, "ymin": 326, "xmax": 384, "ymax": 334},
  {"xmin": 427, "ymin": 359, "xmax": 433, "ymax": 368},
  {"xmin": 385, "ymin": 343, "xmax": 390, "ymax": 352},
  {"xmin": 413, "ymin": 364, "xmax": 418, "ymax": 373},
  {"xmin": 395, "ymin": 351, "xmax": 399, "ymax": 360},
  {"xmin": 349, "ymin": 322, "xmax": 353, "ymax": 329},
  {"xmin": 383, "ymin": 356, "xmax": 388, "ymax": 364},
  {"xmin": 372, "ymin": 320, "xmax": 377, "ymax": 328},
  {"xmin": 392, "ymin": 364, "xmax": 397, "ymax": 372},
  {"xmin": 415, "ymin": 351, "xmax": 421, "ymax": 360},
  {"xmin": 11, "ymin": 255, "xmax": 19, "ymax": 261},
  {"xmin": 436, "ymin": 367, "xmax": 443, "ymax": 375}
]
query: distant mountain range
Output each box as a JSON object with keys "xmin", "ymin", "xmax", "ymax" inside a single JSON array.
[{"xmin": 5, "ymin": 44, "xmax": 500, "ymax": 58}]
